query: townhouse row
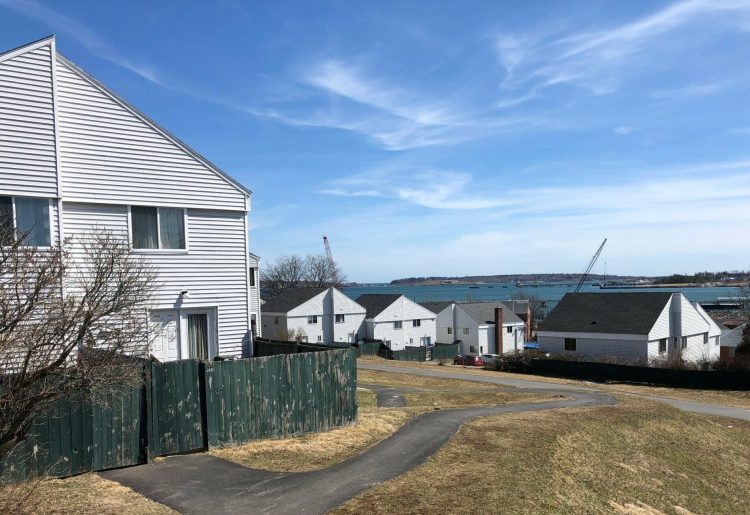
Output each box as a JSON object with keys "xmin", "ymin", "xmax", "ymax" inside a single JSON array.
[{"xmin": 260, "ymin": 287, "xmax": 532, "ymax": 354}]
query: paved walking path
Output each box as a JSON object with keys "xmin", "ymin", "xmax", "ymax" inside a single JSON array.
[
  {"xmin": 102, "ymin": 387, "xmax": 614, "ymax": 514},
  {"xmin": 359, "ymin": 363, "xmax": 750, "ymax": 421}
]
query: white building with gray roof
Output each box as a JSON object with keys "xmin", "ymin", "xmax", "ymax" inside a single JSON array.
[
  {"xmin": 537, "ymin": 292, "xmax": 721, "ymax": 363},
  {"xmin": 421, "ymin": 301, "xmax": 526, "ymax": 355}
]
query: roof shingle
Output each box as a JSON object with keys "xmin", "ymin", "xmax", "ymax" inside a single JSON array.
[
  {"xmin": 355, "ymin": 294, "xmax": 402, "ymax": 319},
  {"xmin": 538, "ymin": 292, "xmax": 673, "ymax": 335},
  {"xmin": 261, "ymin": 287, "xmax": 328, "ymax": 314}
]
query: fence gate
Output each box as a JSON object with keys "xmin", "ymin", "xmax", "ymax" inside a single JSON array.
[{"xmin": 148, "ymin": 360, "xmax": 205, "ymax": 457}]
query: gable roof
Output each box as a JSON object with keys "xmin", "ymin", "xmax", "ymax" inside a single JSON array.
[
  {"xmin": 54, "ymin": 52, "xmax": 252, "ymax": 200},
  {"xmin": 420, "ymin": 301, "xmax": 453, "ymax": 315},
  {"xmin": 261, "ymin": 287, "xmax": 328, "ymax": 314},
  {"xmin": 457, "ymin": 302, "xmax": 524, "ymax": 325},
  {"xmin": 720, "ymin": 322, "xmax": 747, "ymax": 348},
  {"xmin": 538, "ymin": 292, "xmax": 673, "ymax": 335},
  {"xmin": 0, "ymin": 35, "xmax": 54, "ymax": 63},
  {"xmin": 355, "ymin": 294, "xmax": 402, "ymax": 319}
]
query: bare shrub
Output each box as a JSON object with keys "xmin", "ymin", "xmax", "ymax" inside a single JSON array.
[{"xmin": 0, "ymin": 227, "xmax": 157, "ymax": 460}]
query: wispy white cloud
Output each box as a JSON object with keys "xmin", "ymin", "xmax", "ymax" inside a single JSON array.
[
  {"xmin": 0, "ymin": 0, "xmax": 169, "ymax": 87},
  {"xmin": 500, "ymin": 0, "xmax": 750, "ymax": 95}
]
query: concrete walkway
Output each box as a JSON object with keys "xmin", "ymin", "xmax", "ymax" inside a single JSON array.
[
  {"xmin": 102, "ymin": 388, "xmax": 614, "ymax": 514},
  {"xmin": 359, "ymin": 363, "xmax": 750, "ymax": 421}
]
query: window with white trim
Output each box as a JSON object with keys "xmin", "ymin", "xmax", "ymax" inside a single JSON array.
[
  {"xmin": 335, "ymin": 314, "xmax": 345, "ymax": 323},
  {"xmin": 463, "ymin": 328, "xmax": 470, "ymax": 336},
  {"xmin": 681, "ymin": 336, "xmax": 688, "ymax": 349},
  {"xmin": 703, "ymin": 332, "xmax": 709, "ymax": 345},
  {"xmin": 0, "ymin": 196, "xmax": 51, "ymax": 246},
  {"xmin": 131, "ymin": 206, "xmax": 185, "ymax": 249},
  {"xmin": 308, "ymin": 315, "xmax": 318, "ymax": 324},
  {"xmin": 659, "ymin": 338, "xmax": 667, "ymax": 353},
  {"xmin": 447, "ymin": 327, "xmax": 453, "ymax": 335},
  {"xmin": 506, "ymin": 326, "xmax": 513, "ymax": 334},
  {"xmin": 394, "ymin": 321, "xmax": 403, "ymax": 330},
  {"xmin": 412, "ymin": 319, "xmax": 421, "ymax": 327}
]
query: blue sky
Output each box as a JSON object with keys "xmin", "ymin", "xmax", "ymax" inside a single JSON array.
[{"xmin": 2, "ymin": 0, "xmax": 750, "ymax": 282}]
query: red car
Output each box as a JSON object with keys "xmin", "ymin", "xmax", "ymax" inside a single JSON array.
[{"xmin": 453, "ymin": 354, "xmax": 483, "ymax": 366}]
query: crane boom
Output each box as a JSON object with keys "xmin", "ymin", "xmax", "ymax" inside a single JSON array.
[
  {"xmin": 322, "ymin": 236, "xmax": 339, "ymax": 285},
  {"xmin": 574, "ymin": 238, "xmax": 607, "ymax": 293}
]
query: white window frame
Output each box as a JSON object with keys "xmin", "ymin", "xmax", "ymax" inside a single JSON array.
[
  {"xmin": 659, "ymin": 338, "xmax": 667, "ymax": 354},
  {"xmin": 412, "ymin": 319, "xmax": 421, "ymax": 327},
  {"xmin": 447, "ymin": 327, "xmax": 452, "ymax": 335},
  {"xmin": 506, "ymin": 326, "xmax": 513, "ymax": 334},
  {"xmin": 308, "ymin": 315, "xmax": 318, "ymax": 324},
  {"xmin": 0, "ymin": 195, "xmax": 53, "ymax": 248},
  {"xmin": 394, "ymin": 321, "xmax": 403, "ymax": 330},
  {"xmin": 703, "ymin": 332, "xmax": 709, "ymax": 345},
  {"xmin": 681, "ymin": 336, "xmax": 688, "ymax": 350},
  {"xmin": 463, "ymin": 328, "xmax": 470, "ymax": 336},
  {"xmin": 127, "ymin": 205, "xmax": 189, "ymax": 253},
  {"xmin": 335, "ymin": 314, "xmax": 345, "ymax": 323}
]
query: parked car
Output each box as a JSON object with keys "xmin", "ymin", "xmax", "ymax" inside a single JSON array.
[
  {"xmin": 453, "ymin": 354, "xmax": 483, "ymax": 366},
  {"xmin": 480, "ymin": 353, "xmax": 500, "ymax": 368}
]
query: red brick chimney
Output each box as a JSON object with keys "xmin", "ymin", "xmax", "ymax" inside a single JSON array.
[
  {"xmin": 526, "ymin": 303, "xmax": 533, "ymax": 342},
  {"xmin": 494, "ymin": 307, "xmax": 503, "ymax": 354}
]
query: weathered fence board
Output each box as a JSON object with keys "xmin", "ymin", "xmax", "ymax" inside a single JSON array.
[
  {"xmin": 356, "ymin": 341, "xmax": 382, "ymax": 357},
  {"xmin": 391, "ymin": 346, "xmax": 427, "ymax": 362},
  {"xmin": 205, "ymin": 348, "xmax": 357, "ymax": 448},
  {"xmin": 0, "ymin": 386, "xmax": 146, "ymax": 482},
  {"xmin": 148, "ymin": 360, "xmax": 203, "ymax": 457}
]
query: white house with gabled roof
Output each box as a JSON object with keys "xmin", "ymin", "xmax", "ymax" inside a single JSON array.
[
  {"xmin": 537, "ymin": 292, "xmax": 721, "ymax": 363},
  {"xmin": 356, "ymin": 294, "xmax": 437, "ymax": 350},
  {"xmin": 421, "ymin": 301, "xmax": 526, "ymax": 355},
  {"xmin": 261, "ymin": 287, "xmax": 366, "ymax": 344},
  {"xmin": 1, "ymin": 36, "xmax": 256, "ymax": 361}
]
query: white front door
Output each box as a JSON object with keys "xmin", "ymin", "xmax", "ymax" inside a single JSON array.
[{"xmin": 150, "ymin": 310, "xmax": 180, "ymax": 361}]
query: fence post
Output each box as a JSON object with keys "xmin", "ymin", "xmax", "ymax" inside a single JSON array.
[{"xmin": 198, "ymin": 361, "xmax": 210, "ymax": 451}]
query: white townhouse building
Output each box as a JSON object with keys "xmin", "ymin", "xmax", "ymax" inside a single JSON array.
[
  {"xmin": 421, "ymin": 301, "xmax": 526, "ymax": 355},
  {"xmin": 0, "ymin": 36, "xmax": 258, "ymax": 361},
  {"xmin": 260, "ymin": 287, "xmax": 366, "ymax": 344},
  {"xmin": 536, "ymin": 292, "xmax": 722, "ymax": 363},
  {"xmin": 355, "ymin": 294, "xmax": 437, "ymax": 351}
]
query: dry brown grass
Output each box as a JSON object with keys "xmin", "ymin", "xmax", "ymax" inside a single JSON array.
[
  {"xmin": 213, "ymin": 372, "xmax": 554, "ymax": 473},
  {"xmin": 211, "ymin": 405, "xmax": 430, "ymax": 472},
  {"xmin": 359, "ymin": 357, "xmax": 750, "ymax": 409},
  {"xmin": 0, "ymin": 473, "xmax": 175, "ymax": 514},
  {"xmin": 332, "ymin": 397, "xmax": 750, "ymax": 515}
]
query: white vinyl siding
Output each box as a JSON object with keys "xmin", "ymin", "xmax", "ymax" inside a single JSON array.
[
  {"xmin": 0, "ymin": 43, "xmax": 59, "ymax": 197},
  {"xmin": 63, "ymin": 202, "xmax": 250, "ymax": 357},
  {"xmin": 55, "ymin": 59, "xmax": 247, "ymax": 211}
]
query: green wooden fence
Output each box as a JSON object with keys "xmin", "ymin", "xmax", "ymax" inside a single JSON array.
[
  {"xmin": 391, "ymin": 346, "xmax": 427, "ymax": 362},
  {"xmin": 432, "ymin": 343, "xmax": 460, "ymax": 361},
  {"xmin": 205, "ymin": 348, "xmax": 357, "ymax": 447},
  {"xmin": 148, "ymin": 360, "xmax": 204, "ymax": 457},
  {"xmin": 356, "ymin": 341, "xmax": 382, "ymax": 357},
  {"xmin": 1, "ymin": 348, "xmax": 357, "ymax": 482},
  {"xmin": 1, "ymin": 386, "xmax": 146, "ymax": 482}
]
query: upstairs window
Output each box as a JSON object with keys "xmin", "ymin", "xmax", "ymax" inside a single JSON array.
[
  {"xmin": 412, "ymin": 319, "xmax": 421, "ymax": 327},
  {"xmin": 703, "ymin": 333, "xmax": 709, "ymax": 345},
  {"xmin": 463, "ymin": 328, "xmax": 470, "ymax": 335},
  {"xmin": 0, "ymin": 196, "xmax": 51, "ymax": 247},
  {"xmin": 681, "ymin": 336, "xmax": 688, "ymax": 349},
  {"xmin": 394, "ymin": 321, "xmax": 403, "ymax": 330},
  {"xmin": 249, "ymin": 267, "xmax": 256, "ymax": 287},
  {"xmin": 564, "ymin": 338, "xmax": 576, "ymax": 351},
  {"xmin": 308, "ymin": 315, "xmax": 318, "ymax": 324},
  {"xmin": 506, "ymin": 326, "xmax": 513, "ymax": 334},
  {"xmin": 447, "ymin": 327, "xmax": 453, "ymax": 335},
  {"xmin": 131, "ymin": 206, "xmax": 185, "ymax": 250},
  {"xmin": 335, "ymin": 314, "xmax": 345, "ymax": 323},
  {"xmin": 659, "ymin": 338, "xmax": 667, "ymax": 353}
]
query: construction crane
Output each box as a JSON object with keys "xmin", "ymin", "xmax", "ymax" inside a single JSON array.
[
  {"xmin": 322, "ymin": 235, "xmax": 339, "ymax": 284},
  {"xmin": 573, "ymin": 238, "xmax": 607, "ymax": 293}
]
